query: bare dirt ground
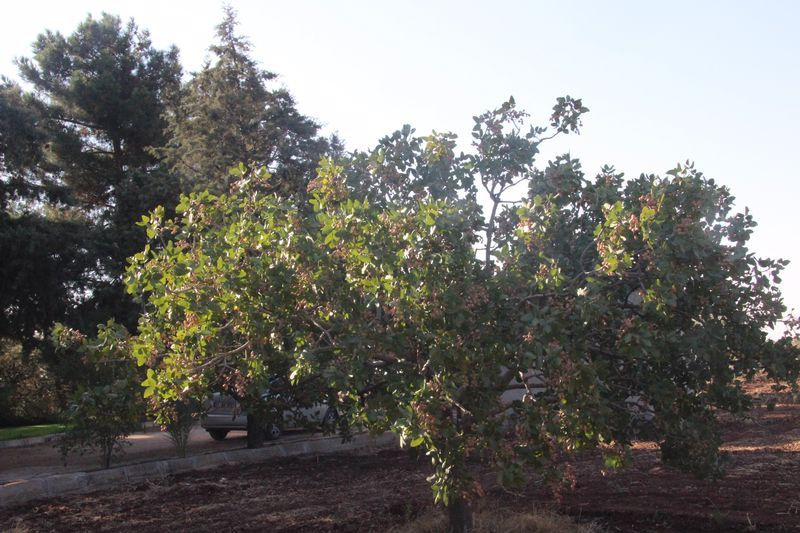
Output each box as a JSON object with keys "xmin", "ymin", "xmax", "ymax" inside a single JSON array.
[{"xmin": 2, "ymin": 380, "xmax": 799, "ymax": 532}]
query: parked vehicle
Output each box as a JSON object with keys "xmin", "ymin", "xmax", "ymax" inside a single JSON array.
[{"xmin": 201, "ymin": 392, "xmax": 333, "ymax": 441}]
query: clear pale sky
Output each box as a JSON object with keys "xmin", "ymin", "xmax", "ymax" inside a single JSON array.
[{"xmin": 2, "ymin": 1, "xmax": 799, "ymax": 328}]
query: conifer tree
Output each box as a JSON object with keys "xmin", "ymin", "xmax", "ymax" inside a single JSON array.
[
  {"xmin": 0, "ymin": 81, "xmax": 90, "ymax": 350},
  {"xmin": 11, "ymin": 13, "xmax": 182, "ymax": 333},
  {"xmin": 162, "ymin": 7, "xmax": 332, "ymax": 197}
]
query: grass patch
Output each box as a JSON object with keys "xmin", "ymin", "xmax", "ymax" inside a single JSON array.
[{"xmin": 0, "ymin": 423, "xmax": 66, "ymax": 441}]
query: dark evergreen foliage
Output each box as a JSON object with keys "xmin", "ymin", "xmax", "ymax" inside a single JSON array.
[
  {"xmin": 4, "ymin": 13, "xmax": 183, "ymax": 342},
  {"xmin": 160, "ymin": 7, "xmax": 333, "ymax": 198}
]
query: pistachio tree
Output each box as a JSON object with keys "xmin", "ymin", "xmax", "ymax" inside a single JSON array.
[
  {"xmin": 127, "ymin": 99, "xmax": 799, "ymax": 532},
  {"xmin": 127, "ymin": 165, "xmax": 342, "ymax": 448}
]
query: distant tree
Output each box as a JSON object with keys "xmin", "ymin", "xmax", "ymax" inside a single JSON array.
[
  {"xmin": 0, "ymin": 338, "xmax": 60, "ymax": 426},
  {"xmin": 12, "ymin": 13, "xmax": 182, "ymax": 332},
  {"xmin": 0, "ymin": 79, "xmax": 58, "ymax": 208},
  {"xmin": 160, "ymin": 6, "xmax": 332, "ymax": 198},
  {"xmin": 0, "ymin": 80, "xmax": 92, "ymax": 352},
  {"xmin": 0, "ymin": 212, "xmax": 92, "ymax": 351}
]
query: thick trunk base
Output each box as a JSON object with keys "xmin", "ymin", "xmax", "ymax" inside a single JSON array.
[
  {"xmin": 447, "ymin": 497, "xmax": 473, "ymax": 533},
  {"xmin": 246, "ymin": 413, "xmax": 265, "ymax": 449}
]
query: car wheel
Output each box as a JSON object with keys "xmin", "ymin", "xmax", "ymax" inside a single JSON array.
[
  {"xmin": 264, "ymin": 423, "xmax": 282, "ymax": 440},
  {"xmin": 208, "ymin": 429, "xmax": 229, "ymax": 441}
]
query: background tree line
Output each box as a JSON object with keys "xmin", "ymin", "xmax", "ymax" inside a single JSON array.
[{"xmin": 0, "ymin": 7, "xmax": 336, "ymax": 425}]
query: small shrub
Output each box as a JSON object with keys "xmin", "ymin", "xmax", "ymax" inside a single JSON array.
[
  {"xmin": 59, "ymin": 379, "xmax": 141, "ymax": 468},
  {"xmin": 157, "ymin": 399, "xmax": 200, "ymax": 458},
  {"xmin": 52, "ymin": 322, "xmax": 143, "ymax": 469}
]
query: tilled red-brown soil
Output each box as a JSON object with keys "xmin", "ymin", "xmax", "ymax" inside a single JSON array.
[{"xmin": 3, "ymin": 384, "xmax": 800, "ymax": 532}]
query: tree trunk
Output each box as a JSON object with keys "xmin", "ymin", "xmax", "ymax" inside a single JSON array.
[
  {"xmin": 447, "ymin": 496, "xmax": 473, "ymax": 533},
  {"xmin": 101, "ymin": 439, "xmax": 113, "ymax": 469},
  {"xmin": 246, "ymin": 412, "xmax": 265, "ymax": 449}
]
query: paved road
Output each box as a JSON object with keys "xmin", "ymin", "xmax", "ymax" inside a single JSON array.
[{"xmin": 0, "ymin": 425, "xmax": 314, "ymax": 485}]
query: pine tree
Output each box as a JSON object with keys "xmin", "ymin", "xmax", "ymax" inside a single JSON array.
[
  {"xmin": 13, "ymin": 13, "xmax": 183, "ymax": 332},
  {"xmin": 1, "ymin": 80, "xmax": 91, "ymax": 350},
  {"xmin": 162, "ymin": 7, "xmax": 332, "ymax": 197}
]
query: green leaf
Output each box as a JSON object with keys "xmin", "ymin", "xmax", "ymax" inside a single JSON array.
[
  {"xmin": 603, "ymin": 454, "xmax": 623, "ymax": 469},
  {"xmin": 324, "ymin": 230, "xmax": 338, "ymax": 246},
  {"xmin": 640, "ymin": 205, "xmax": 656, "ymax": 223}
]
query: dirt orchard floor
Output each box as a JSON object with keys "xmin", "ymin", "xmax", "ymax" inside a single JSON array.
[{"xmin": 2, "ymin": 380, "xmax": 800, "ymax": 532}]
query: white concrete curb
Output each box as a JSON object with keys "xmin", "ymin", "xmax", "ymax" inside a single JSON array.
[{"xmin": 0, "ymin": 432, "xmax": 397, "ymax": 509}]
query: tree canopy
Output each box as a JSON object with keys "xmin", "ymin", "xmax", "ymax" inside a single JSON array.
[
  {"xmin": 16, "ymin": 13, "xmax": 182, "ymax": 216},
  {"xmin": 160, "ymin": 7, "xmax": 333, "ymax": 198},
  {"xmin": 1, "ymin": 80, "xmax": 90, "ymax": 347},
  {"xmin": 3, "ymin": 13, "xmax": 183, "ymax": 340},
  {"xmin": 127, "ymin": 97, "xmax": 800, "ymax": 531}
]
